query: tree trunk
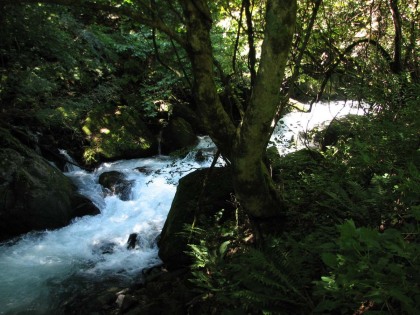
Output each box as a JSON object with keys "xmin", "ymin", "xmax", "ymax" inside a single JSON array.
[
  {"xmin": 232, "ymin": 0, "xmax": 297, "ymax": 218},
  {"xmin": 181, "ymin": 0, "xmax": 297, "ymax": 218},
  {"xmin": 180, "ymin": 0, "xmax": 236, "ymax": 158},
  {"xmin": 5, "ymin": 0, "xmax": 298, "ymax": 219}
]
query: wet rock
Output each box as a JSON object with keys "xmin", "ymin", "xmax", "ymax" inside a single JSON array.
[
  {"xmin": 134, "ymin": 166, "xmax": 153, "ymax": 175},
  {"xmin": 98, "ymin": 171, "xmax": 134, "ymax": 201},
  {"xmin": 92, "ymin": 240, "xmax": 117, "ymax": 255},
  {"xmin": 118, "ymin": 294, "xmax": 138, "ymax": 313},
  {"xmin": 127, "ymin": 224, "xmax": 160, "ymax": 251},
  {"xmin": 194, "ymin": 150, "xmax": 206, "ymax": 162},
  {"xmin": 127, "ymin": 233, "xmax": 138, "ymax": 250},
  {"xmin": 71, "ymin": 193, "xmax": 100, "ymax": 217}
]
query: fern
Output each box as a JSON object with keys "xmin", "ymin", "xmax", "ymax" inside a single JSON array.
[{"xmin": 189, "ymin": 231, "xmax": 316, "ymax": 314}]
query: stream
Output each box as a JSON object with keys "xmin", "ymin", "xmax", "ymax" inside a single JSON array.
[{"xmin": 0, "ymin": 101, "xmax": 365, "ymax": 314}]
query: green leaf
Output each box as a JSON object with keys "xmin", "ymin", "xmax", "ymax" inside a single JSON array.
[
  {"xmin": 359, "ymin": 227, "xmax": 380, "ymax": 248},
  {"xmin": 321, "ymin": 252, "xmax": 337, "ymax": 268},
  {"xmin": 219, "ymin": 240, "xmax": 231, "ymax": 256},
  {"xmin": 339, "ymin": 220, "xmax": 357, "ymax": 239},
  {"xmin": 412, "ymin": 205, "xmax": 420, "ymax": 221}
]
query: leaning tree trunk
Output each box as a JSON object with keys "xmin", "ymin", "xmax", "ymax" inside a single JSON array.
[{"xmin": 181, "ymin": 0, "xmax": 297, "ymax": 218}]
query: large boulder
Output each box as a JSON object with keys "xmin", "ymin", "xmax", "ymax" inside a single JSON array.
[
  {"xmin": 0, "ymin": 128, "xmax": 99, "ymax": 241},
  {"xmin": 158, "ymin": 167, "xmax": 234, "ymax": 269},
  {"xmin": 310, "ymin": 115, "xmax": 367, "ymax": 151},
  {"xmin": 161, "ymin": 117, "xmax": 197, "ymax": 154},
  {"xmin": 82, "ymin": 106, "xmax": 158, "ymax": 163}
]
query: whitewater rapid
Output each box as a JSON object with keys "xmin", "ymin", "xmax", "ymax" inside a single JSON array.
[{"xmin": 0, "ymin": 101, "xmax": 365, "ymax": 314}]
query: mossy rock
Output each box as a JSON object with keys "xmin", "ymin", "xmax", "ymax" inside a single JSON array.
[
  {"xmin": 82, "ymin": 106, "xmax": 158, "ymax": 163},
  {"xmin": 311, "ymin": 115, "xmax": 368, "ymax": 150},
  {"xmin": 0, "ymin": 128, "xmax": 99, "ymax": 241},
  {"xmin": 161, "ymin": 117, "xmax": 197, "ymax": 154},
  {"xmin": 172, "ymin": 103, "xmax": 205, "ymax": 134},
  {"xmin": 158, "ymin": 167, "xmax": 234, "ymax": 269}
]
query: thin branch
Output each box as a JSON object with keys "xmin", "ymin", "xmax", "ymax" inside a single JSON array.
[
  {"xmin": 287, "ymin": 0, "xmax": 322, "ymax": 97},
  {"xmin": 313, "ymin": 38, "xmax": 392, "ymax": 106},
  {"xmin": 170, "ymin": 38, "xmax": 193, "ymax": 89},
  {"xmin": 232, "ymin": 0, "xmax": 245, "ymax": 73},
  {"xmin": 163, "ymin": 0, "xmax": 185, "ymax": 24},
  {"xmin": 275, "ymin": 0, "xmax": 322, "ymax": 121},
  {"xmin": 151, "ymin": 28, "xmax": 182, "ymax": 77},
  {"xmin": 244, "ymin": 0, "xmax": 257, "ymax": 86},
  {"xmin": 388, "ymin": 0, "xmax": 403, "ymax": 73}
]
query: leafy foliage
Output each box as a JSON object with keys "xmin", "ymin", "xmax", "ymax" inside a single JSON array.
[
  {"xmin": 315, "ymin": 216, "xmax": 420, "ymax": 314},
  {"xmin": 0, "ymin": 3, "xmax": 191, "ymax": 163},
  {"xmin": 189, "ymin": 97, "xmax": 419, "ymax": 314}
]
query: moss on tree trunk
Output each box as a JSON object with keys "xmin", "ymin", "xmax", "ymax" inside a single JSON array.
[{"xmin": 181, "ymin": 0, "xmax": 296, "ymax": 218}]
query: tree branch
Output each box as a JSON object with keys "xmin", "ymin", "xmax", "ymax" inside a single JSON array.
[
  {"xmin": 388, "ymin": 0, "xmax": 403, "ymax": 74},
  {"xmin": 244, "ymin": 0, "xmax": 257, "ymax": 86},
  {"xmin": 313, "ymin": 38, "xmax": 392, "ymax": 106},
  {"xmin": 1, "ymin": 0, "xmax": 187, "ymax": 47},
  {"xmin": 232, "ymin": 0, "xmax": 245, "ymax": 73}
]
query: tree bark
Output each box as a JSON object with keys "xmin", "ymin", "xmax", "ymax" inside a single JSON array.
[
  {"xmin": 388, "ymin": 0, "xmax": 403, "ymax": 74},
  {"xmin": 179, "ymin": 0, "xmax": 296, "ymax": 218},
  {"xmin": 232, "ymin": 0, "xmax": 297, "ymax": 218},
  {"xmin": 179, "ymin": 0, "xmax": 237, "ymax": 158}
]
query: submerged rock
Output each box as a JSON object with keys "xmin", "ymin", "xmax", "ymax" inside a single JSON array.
[
  {"xmin": 92, "ymin": 240, "xmax": 118, "ymax": 255},
  {"xmin": 134, "ymin": 166, "xmax": 153, "ymax": 175},
  {"xmin": 0, "ymin": 128, "xmax": 99, "ymax": 242},
  {"xmin": 98, "ymin": 171, "xmax": 134, "ymax": 201}
]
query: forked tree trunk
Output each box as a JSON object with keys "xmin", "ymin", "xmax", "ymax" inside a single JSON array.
[
  {"xmin": 181, "ymin": 0, "xmax": 297, "ymax": 218},
  {"xmin": 232, "ymin": 0, "xmax": 297, "ymax": 218},
  {"xmin": 6, "ymin": 0, "xmax": 297, "ymax": 219}
]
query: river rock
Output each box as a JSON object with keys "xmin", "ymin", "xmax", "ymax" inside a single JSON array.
[
  {"xmin": 98, "ymin": 171, "xmax": 134, "ymax": 201},
  {"xmin": 92, "ymin": 240, "xmax": 117, "ymax": 255},
  {"xmin": 171, "ymin": 102, "xmax": 205, "ymax": 135},
  {"xmin": 160, "ymin": 117, "xmax": 197, "ymax": 154},
  {"xmin": 82, "ymin": 107, "xmax": 158, "ymax": 162},
  {"xmin": 0, "ymin": 127, "xmax": 99, "ymax": 242},
  {"xmin": 158, "ymin": 167, "xmax": 234, "ymax": 269},
  {"xmin": 127, "ymin": 233, "xmax": 138, "ymax": 249},
  {"xmin": 310, "ymin": 115, "xmax": 367, "ymax": 151}
]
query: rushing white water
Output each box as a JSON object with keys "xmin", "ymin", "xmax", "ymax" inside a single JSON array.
[
  {"xmin": 0, "ymin": 101, "xmax": 364, "ymax": 314},
  {"xmin": 271, "ymin": 100, "xmax": 366, "ymax": 155}
]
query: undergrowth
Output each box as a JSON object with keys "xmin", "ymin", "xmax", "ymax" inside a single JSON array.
[{"xmin": 188, "ymin": 100, "xmax": 420, "ymax": 314}]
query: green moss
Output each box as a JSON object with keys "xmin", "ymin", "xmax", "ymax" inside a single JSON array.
[{"xmin": 82, "ymin": 106, "xmax": 157, "ymax": 162}]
